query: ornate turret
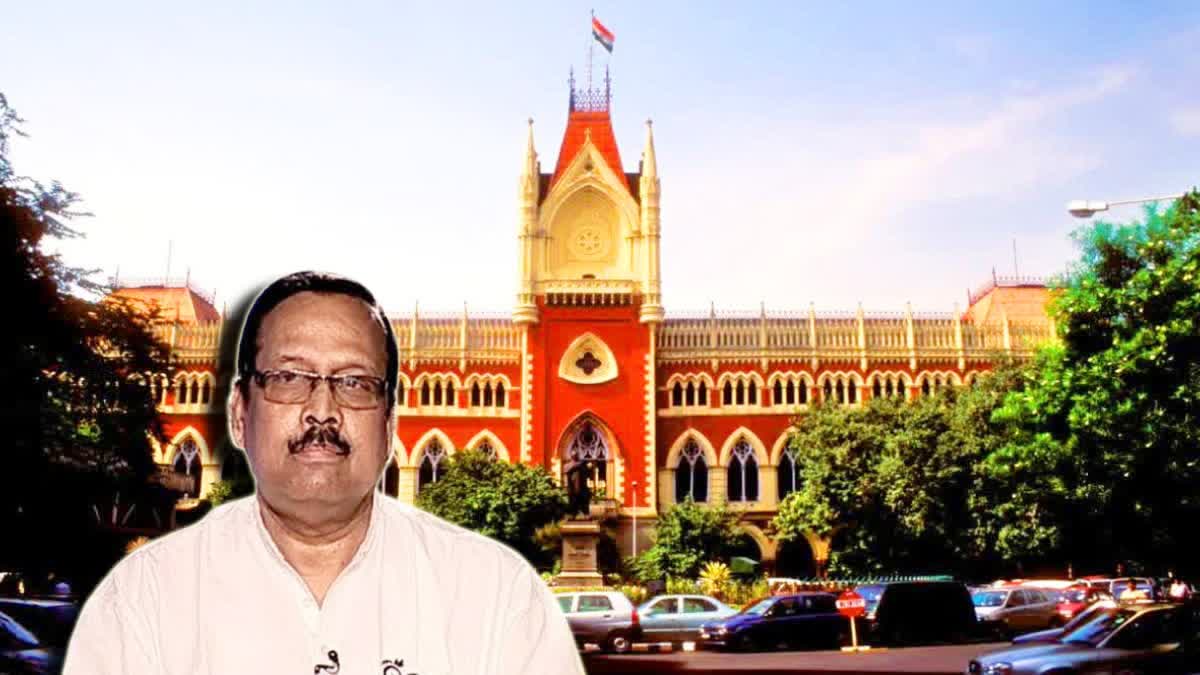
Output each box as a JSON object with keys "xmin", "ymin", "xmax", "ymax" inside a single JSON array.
[
  {"xmin": 514, "ymin": 118, "xmax": 541, "ymax": 324},
  {"xmin": 638, "ymin": 120, "xmax": 664, "ymax": 323}
]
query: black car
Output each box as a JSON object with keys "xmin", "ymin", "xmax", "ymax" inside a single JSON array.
[
  {"xmin": 698, "ymin": 592, "xmax": 847, "ymax": 651},
  {"xmin": 866, "ymin": 581, "xmax": 992, "ymax": 646}
]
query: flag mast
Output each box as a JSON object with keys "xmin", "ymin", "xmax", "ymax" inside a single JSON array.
[{"xmin": 587, "ymin": 8, "xmax": 595, "ymax": 93}]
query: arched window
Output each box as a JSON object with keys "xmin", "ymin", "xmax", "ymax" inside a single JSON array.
[
  {"xmin": 723, "ymin": 381, "xmax": 733, "ymax": 405},
  {"xmin": 674, "ymin": 440, "xmax": 708, "ymax": 503},
  {"xmin": 421, "ymin": 382, "xmax": 431, "ymax": 406},
  {"xmin": 444, "ymin": 382, "xmax": 454, "ymax": 406},
  {"xmin": 747, "ymin": 382, "xmax": 758, "ymax": 405},
  {"xmin": 396, "ymin": 381, "xmax": 406, "ymax": 406},
  {"xmin": 171, "ymin": 438, "xmax": 202, "ymax": 498},
  {"xmin": 200, "ymin": 379, "xmax": 212, "ymax": 405},
  {"xmin": 495, "ymin": 383, "xmax": 506, "ymax": 407},
  {"xmin": 483, "ymin": 384, "xmax": 493, "ymax": 407},
  {"xmin": 798, "ymin": 382, "xmax": 808, "ymax": 404},
  {"xmin": 685, "ymin": 382, "xmax": 695, "ymax": 406},
  {"xmin": 698, "ymin": 382, "xmax": 707, "ymax": 406},
  {"xmin": 773, "ymin": 380, "xmax": 783, "ymax": 406},
  {"xmin": 380, "ymin": 456, "xmax": 401, "ymax": 497},
  {"xmin": 433, "ymin": 383, "xmax": 443, "ymax": 406},
  {"xmin": 477, "ymin": 440, "xmax": 497, "ymax": 460},
  {"xmin": 778, "ymin": 446, "xmax": 802, "ymax": 501},
  {"xmin": 471, "ymin": 383, "xmax": 481, "ymax": 406},
  {"xmin": 823, "ymin": 379, "xmax": 833, "ymax": 402},
  {"xmin": 418, "ymin": 438, "xmax": 448, "ymax": 490},
  {"xmin": 922, "ymin": 378, "xmax": 932, "ymax": 397},
  {"xmin": 189, "ymin": 380, "xmax": 199, "ymax": 406},
  {"xmin": 735, "ymin": 381, "xmax": 745, "ymax": 405},
  {"xmin": 727, "ymin": 440, "xmax": 759, "ymax": 502},
  {"xmin": 672, "ymin": 383, "xmax": 683, "ymax": 407},
  {"xmin": 873, "ymin": 379, "xmax": 882, "ymax": 399}
]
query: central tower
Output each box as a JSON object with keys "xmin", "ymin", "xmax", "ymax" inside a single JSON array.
[{"xmin": 514, "ymin": 71, "xmax": 661, "ymax": 531}]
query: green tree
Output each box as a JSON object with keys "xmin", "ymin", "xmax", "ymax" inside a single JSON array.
[
  {"xmin": 993, "ymin": 193, "xmax": 1200, "ymax": 573},
  {"xmin": 773, "ymin": 400, "xmax": 904, "ymax": 576},
  {"xmin": 416, "ymin": 449, "xmax": 568, "ymax": 567},
  {"xmin": 629, "ymin": 499, "xmax": 744, "ymax": 581},
  {"xmin": 2, "ymin": 93, "xmax": 172, "ymax": 579}
]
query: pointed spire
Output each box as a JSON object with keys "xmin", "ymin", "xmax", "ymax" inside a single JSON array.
[
  {"xmin": 524, "ymin": 117, "xmax": 537, "ymax": 177},
  {"xmin": 642, "ymin": 119, "xmax": 658, "ymax": 178}
]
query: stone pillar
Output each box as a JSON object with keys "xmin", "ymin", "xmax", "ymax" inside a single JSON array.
[
  {"xmin": 396, "ymin": 466, "xmax": 419, "ymax": 504},
  {"xmin": 657, "ymin": 468, "xmax": 673, "ymax": 512}
]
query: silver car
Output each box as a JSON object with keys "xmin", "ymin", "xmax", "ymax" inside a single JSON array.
[
  {"xmin": 972, "ymin": 587, "xmax": 1060, "ymax": 637},
  {"xmin": 556, "ymin": 591, "xmax": 642, "ymax": 654},
  {"xmin": 967, "ymin": 603, "xmax": 1200, "ymax": 675},
  {"xmin": 637, "ymin": 594, "xmax": 738, "ymax": 644}
]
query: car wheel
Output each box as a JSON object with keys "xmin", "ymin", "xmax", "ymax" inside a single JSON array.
[
  {"xmin": 605, "ymin": 630, "xmax": 632, "ymax": 654},
  {"xmin": 732, "ymin": 632, "xmax": 757, "ymax": 652}
]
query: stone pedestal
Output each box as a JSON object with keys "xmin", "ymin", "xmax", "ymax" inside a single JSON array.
[{"xmin": 556, "ymin": 518, "xmax": 604, "ymax": 587}]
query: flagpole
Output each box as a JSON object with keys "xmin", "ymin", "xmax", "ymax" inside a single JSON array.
[{"xmin": 587, "ymin": 9, "xmax": 595, "ymax": 93}]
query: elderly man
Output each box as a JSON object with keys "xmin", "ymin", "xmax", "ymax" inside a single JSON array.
[{"xmin": 65, "ymin": 272, "xmax": 584, "ymax": 674}]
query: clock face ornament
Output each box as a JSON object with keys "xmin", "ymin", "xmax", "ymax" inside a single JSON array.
[{"xmin": 570, "ymin": 223, "xmax": 608, "ymax": 260}]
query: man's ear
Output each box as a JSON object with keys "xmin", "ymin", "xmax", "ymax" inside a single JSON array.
[{"xmin": 228, "ymin": 382, "xmax": 248, "ymax": 450}]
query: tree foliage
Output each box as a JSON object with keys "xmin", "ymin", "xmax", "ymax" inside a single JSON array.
[
  {"xmin": 994, "ymin": 193, "xmax": 1200, "ymax": 572},
  {"xmin": 2, "ymin": 93, "xmax": 172, "ymax": 577},
  {"xmin": 415, "ymin": 449, "xmax": 568, "ymax": 567},
  {"xmin": 629, "ymin": 499, "xmax": 745, "ymax": 581}
]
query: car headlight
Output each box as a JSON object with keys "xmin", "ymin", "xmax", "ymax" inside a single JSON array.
[
  {"xmin": 981, "ymin": 664, "xmax": 1012, "ymax": 675},
  {"xmin": 716, "ymin": 626, "xmax": 728, "ymax": 635}
]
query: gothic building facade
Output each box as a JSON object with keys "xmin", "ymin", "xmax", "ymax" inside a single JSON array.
[{"xmin": 113, "ymin": 77, "xmax": 1054, "ymax": 575}]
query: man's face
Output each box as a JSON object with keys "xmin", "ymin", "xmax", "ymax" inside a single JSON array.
[{"xmin": 230, "ymin": 291, "xmax": 391, "ymax": 521}]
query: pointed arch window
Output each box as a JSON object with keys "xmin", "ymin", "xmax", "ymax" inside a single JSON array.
[
  {"xmin": 477, "ymin": 440, "xmax": 497, "ymax": 460},
  {"xmin": 421, "ymin": 382, "xmax": 431, "ymax": 406},
  {"xmin": 200, "ymin": 379, "xmax": 212, "ymax": 405},
  {"xmin": 672, "ymin": 383, "xmax": 683, "ymax": 407},
  {"xmin": 698, "ymin": 382, "xmax": 707, "ymax": 406},
  {"xmin": 495, "ymin": 383, "xmax": 506, "ymax": 407},
  {"xmin": 674, "ymin": 439, "xmax": 708, "ymax": 503},
  {"xmin": 778, "ymin": 447, "xmax": 803, "ymax": 501},
  {"xmin": 723, "ymin": 381, "xmax": 733, "ymax": 405},
  {"xmin": 471, "ymin": 383, "xmax": 481, "ymax": 406},
  {"xmin": 685, "ymin": 382, "xmax": 695, "ymax": 406},
  {"xmin": 726, "ymin": 440, "xmax": 759, "ymax": 502},
  {"xmin": 380, "ymin": 456, "xmax": 401, "ymax": 497},
  {"xmin": 171, "ymin": 438, "xmax": 202, "ymax": 498},
  {"xmin": 418, "ymin": 438, "xmax": 448, "ymax": 490}
]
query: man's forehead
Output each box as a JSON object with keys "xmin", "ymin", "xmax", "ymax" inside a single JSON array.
[{"xmin": 256, "ymin": 292, "xmax": 387, "ymax": 364}]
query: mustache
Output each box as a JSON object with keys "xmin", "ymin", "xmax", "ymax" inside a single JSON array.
[{"xmin": 287, "ymin": 425, "xmax": 352, "ymax": 456}]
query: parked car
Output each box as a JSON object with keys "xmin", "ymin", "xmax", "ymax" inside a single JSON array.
[
  {"xmin": 1052, "ymin": 584, "xmax": 1113, "ymax": 625},
  {"xmin": 0, "ymin": 607, "xmax": 62, "ymax": 675},
  {"xmin": 636, "ymin": 594, "xmax": 737, "ymax": 645},
  {"xmin": 556, "ymin": 591, "xmax": 642, "ymax": 653},
  {"xmin": 967, "ymin": 602, "xmax": 1200, "ymax": 675},
  {"xmin": 698, "ymin": 592, "xmax": 846, "ymax": 651},
  {"xmin": 870, "ymin": 581, "xmax": 986, "ymax": 646},
  {"xmin": 972, "ymin": 585, "xmax": 1060, "ymax": 637},
  {"xmin": 854, "ymin": 583, "xmax": 886, "ymax": 621},
  {"xmin": 1010, "ymin": 597, "xmax": 1120, "ymax": 645}
]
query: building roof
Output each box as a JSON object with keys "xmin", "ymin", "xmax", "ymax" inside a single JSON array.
[
  {"xmin": 550, "ymin": 109, "xmax": 630, "ymax": 195},
  {"xmin": 964, "ymin": 276, "xmax": 1053, "ymax": 326},
  {"xmin": 107, "ymin": 280, "xmax": 221, "ymax": 324}
]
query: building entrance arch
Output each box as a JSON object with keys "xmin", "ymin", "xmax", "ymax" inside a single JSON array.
[{"xmin": 556, "ymin": 414, "xmax": 621, "ymax": 515}]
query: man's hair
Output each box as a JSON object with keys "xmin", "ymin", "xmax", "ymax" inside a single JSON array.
[{"xmin": 234, "ymin": 271, "xmax": 399, "ymax": 409}]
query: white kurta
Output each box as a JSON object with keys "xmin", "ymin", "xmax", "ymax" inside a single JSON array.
[{"xmin": 63, "ymin": 495, "xmax": 585, "ymax": 675}]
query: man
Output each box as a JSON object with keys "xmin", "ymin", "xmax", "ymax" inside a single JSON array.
[
  {"xmin": 1120, "ymin": 578, "xmax": 1149, "ymax": 603},
  {"xmin": 65, "ymin": 272, "xmax": 585, "ymax": 674}
]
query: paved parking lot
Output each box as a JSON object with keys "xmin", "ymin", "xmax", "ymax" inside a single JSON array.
[{"xmin": 583, "ymin": 641, "xmax": 1011, "ymax": 674}]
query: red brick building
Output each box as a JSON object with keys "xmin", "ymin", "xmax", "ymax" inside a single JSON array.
[{"xmin": 112, "ymin": 77, "xmax": 1054, "ymax": 575}]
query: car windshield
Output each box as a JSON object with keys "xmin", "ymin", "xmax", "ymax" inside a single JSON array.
[
  {"xmin": 742, "ymin": 598, "xmax": 774, "ymax": 616},
  {"xmin": 1062, "ymin": 607, "xmax": 1139, "ymax": 646},
  {"xmin": 972, "ymin": 591, "xmax": 1008, "ymax": 607}
]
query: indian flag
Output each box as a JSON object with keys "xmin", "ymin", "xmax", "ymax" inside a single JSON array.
[{"xmin": 592, "ymin": 17, "xmax": 614, "ymax": 53}]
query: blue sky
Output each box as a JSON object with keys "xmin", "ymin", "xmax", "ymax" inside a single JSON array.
[{"xmin": 3, "ymin": 1, "xmax": 1199, "ymax": 315}]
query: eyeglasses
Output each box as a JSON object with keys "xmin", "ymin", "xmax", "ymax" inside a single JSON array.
[{"xmin": 250, "ymin": 369, "xmax": 386, "ymax": 410}]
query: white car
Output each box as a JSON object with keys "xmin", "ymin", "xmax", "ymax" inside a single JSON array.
[{"xmin": 556, "ymin": 591, "xmax": 642, "ymax": 653}]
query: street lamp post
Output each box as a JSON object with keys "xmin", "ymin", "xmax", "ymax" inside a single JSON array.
[
  {"xmin": 1066, "ymin": 193, "xmax": 1184, "ymax": 218},
  {"xmin": 632, "ymin": 480, "xmax": 638, "ymax": 557}
]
